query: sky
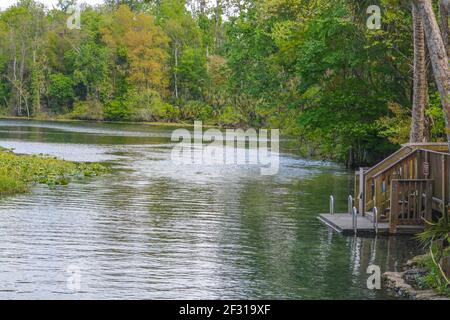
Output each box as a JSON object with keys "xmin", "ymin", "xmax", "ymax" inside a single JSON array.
[{"xmin": 0, "ymin": 0, "xmax": 105, "ymax": 10}]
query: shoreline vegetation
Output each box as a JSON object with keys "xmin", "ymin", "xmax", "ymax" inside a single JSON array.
[
  {"xmin": 0, "ymin": 147, "xmax": 109, "ymax": 196},
  {"xmin": 383, "ymin": 253, "xmax": 450, "ymax": 300},
  {"xmin": 0, "ymin": 115, "xmax": 219, "ymax": 129},
  {"xmin": 1, "ymin": 1, "xmax": 447, "ymax": 167}
]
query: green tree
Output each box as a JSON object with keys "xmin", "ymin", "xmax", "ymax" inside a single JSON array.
[
  {"xmin": 65, "ymin": 42, "xmax": 110, "ymax": 101},
  {"xmin": 48, "ymin": 73, "xmax": 74, "ymax": 113}
]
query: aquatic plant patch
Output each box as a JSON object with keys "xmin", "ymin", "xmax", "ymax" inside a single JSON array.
[{"xmin": 0, "ymin": 148, "xmax": 109, "ymax": 196}]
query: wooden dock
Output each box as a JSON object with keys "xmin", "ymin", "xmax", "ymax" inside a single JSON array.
[
  {"xmin": 354, "ymin": 143, "xmax": 449, "ymax": 234},
  {"xmin": 318, "ymin": 213, "xmax": 424, "ymax": 236},
  {"xmin": 317, "ymin": 143, "xmax": 449, "ymax": 236}
]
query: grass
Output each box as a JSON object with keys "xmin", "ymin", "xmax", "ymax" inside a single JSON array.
[{"xmin": 0, "ymin": 147, "xmax": 109, "ymax": 196}]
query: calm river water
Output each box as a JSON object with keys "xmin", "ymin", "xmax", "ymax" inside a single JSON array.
[{"xmin": 0, "ymin": 119, "xmax": 421, "ymax": 299}]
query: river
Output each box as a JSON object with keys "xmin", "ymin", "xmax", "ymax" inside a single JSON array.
[{"xmin": 0, "ymin": 119, "xmax": 421, "ymax": 299}]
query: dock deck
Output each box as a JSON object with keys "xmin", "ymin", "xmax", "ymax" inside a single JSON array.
[{"xmin": 318, "ymin": 213, "xmax": 424, "ymax": 236}]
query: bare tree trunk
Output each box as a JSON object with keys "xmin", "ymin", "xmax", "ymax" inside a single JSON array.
[
  {"xmin": 206, "ymin": 44, "xmax": 209, "ymax": 73},
  {"xmin": 12, "ymin": 56, "xmax": 20, "ymax": 116},
  {"xmin": 31, "ymin": 49, "xmax": 40, "ymax": 115},
  {"xmin": 200, "ymin": 0, "xmax": 206, "ymax": 14},
  {"xmin": 19, "ymin": 42, "xmax": 29, "ymax": 117},
  {"xmin": 411, "ymin": 4, "xmax": 429, "ymax": 143},
  {"xmin": 417, "ymin": 0, "xmax": 450, "ymax": 147},
  {"xmin": 214, "ymin": 0, "xmax": 222, "ymax": 50},
  {"xmin": 440, "ymin": 0, "xmax": 449, "ymax": 57},
  {"xmin": 174, "ymin": 44, "xmax": 179, "ymax": 99}
]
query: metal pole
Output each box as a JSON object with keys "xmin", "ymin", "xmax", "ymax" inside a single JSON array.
[
  {"xmin": 352, "ymin": 207, "xmax": 358, "ymax": 235},
  {"xmin": 330, "ymin": 195, "xmax": 334, "ymax": 214},
  {"xmin": 373, "ymin": 207, "xmax": 378, "ymax": 235},
  {"xmin": 348, "ymin": 195, "xmax": 353, "ymax": 215}
]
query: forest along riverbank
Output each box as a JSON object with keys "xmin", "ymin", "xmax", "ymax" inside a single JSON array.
[{"xmin": 0, "ymin": 119, "xmax": 423, "ymax": 299}]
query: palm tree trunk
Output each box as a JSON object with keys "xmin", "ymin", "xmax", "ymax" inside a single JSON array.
[
  {"xmin": 417, "ymin": 0, "xmax": 450, "ymax": 148},
  {"xmin": 439, "ymin": 0, "xmax": 449, "ymax": 57},
  {"xmin": 411, "ymin": 4, "xmax": 429, "ymax": 143}
]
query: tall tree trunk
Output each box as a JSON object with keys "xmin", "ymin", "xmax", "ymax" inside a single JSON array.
[
  {"xmin": 31, "ymin": 49, "xmax": 40, "ymax": 116},
  {"xmin": 440, "ymin": 0, "xmax": 449, "ymax": 57},
  {"xmin": 417, "ymin": 0, "xmax": 450, "ymax": 148},
  {"xmin": 411, "ymin": 4, "xmax": 429, "ymax": 143},
  {"xmin": 214, "ymin": 0, "xmax": 222, "ymax": 50},
  {"xmin": 200, "ymin": 0, "xmax": 206, "ymax": 14},
  {"xmin": 174, "ymin": 44, "xmax": 179, "ymax": 99}
]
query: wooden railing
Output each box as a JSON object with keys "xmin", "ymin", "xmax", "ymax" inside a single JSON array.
[
  {"xmin": 355, "ymin": 143, "xmax": 449, "ymax": 215},
  {"xmin": 353, "ymin": 143, "xmax": 449, "ymax": 233},
  {"xmin": 370, "ymin": 149, "xmax": 421, "ymax": 219},
  {"xmin": 355, "ymin": 146, "xmax": 414, "ymax": 213},
  {"xmin": 389, "ymin": 179, "xmax": 433, "ymax": 233},
  {"xmin": 425, "ymin": 150, "xmax": 450, "ymax": 213}
]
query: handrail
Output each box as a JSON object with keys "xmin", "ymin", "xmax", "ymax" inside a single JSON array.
[
  {"xmin": 364, "ymin": 146, "xmax": 414, "ymax": 176},
  {"xmin": 371, "ymin": 148, "xmax": 449, "ymax": 180},
  {"xmin": 420, "ymin": 149, "xmax": 450, "ymax": 156},
  {"xmin": 352, "ymin": 207, "xmax": 358, "ymax": 235},
  {"xmin": 330, "ymin": 195, "xmax": 334, "ymax": 215},
  {"xmin": 372, "ymin": 149, "xmax": 420, "ymax": 179},
  {"xmin": 373, "ymin": 207, "xmax": 378, "ymax": 235},
  {"xmin": 402, "ymin": 142, "xmax": 448, "ymax": 147},
  {"xmin": 392, "ymin": 179, "xmax": 434, "ymax": 182},
  {"xmin": 348, "ymin": 195, "xmax": 353, "ymax": 215}
]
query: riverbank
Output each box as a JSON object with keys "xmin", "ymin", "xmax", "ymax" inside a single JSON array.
[
  {"xmin": 0, "ymin": 147, "xmax": 109, "ymax": 196},
  {"xmin": 0, "ymin": 115, "xmax": 220, "ymax": 129},
  {"xmin": 0, "ymin": 116, "xmax": 345, "ymax": 168},
  {"xmin": 383, "ymin": 254, "xmax": 450, "ymax": 300}
]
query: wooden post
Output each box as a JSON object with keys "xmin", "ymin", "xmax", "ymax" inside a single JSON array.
[
  {"xmin": 416, "ymin": 150, "xmax": 422, "ymax": 179},
  {"xmin": 443, "ymin": 155, "xmax": 448, "ymax": 223},
  {"xmin": 359, "ymin": 167, "xmax": 366, "ymax": 216},
  {"xmin": 425, "ymin": 180, "xmax": 433, "ymax": 222},
  {"xmin": 418, "ymin": 180, "xmax": 424, "ymax": 221},
  {"xmin": 354, "ymin": 171, "xmax": 359, "ymax": 212},
  {"xmin": 390, "ymin": 180, "xmax": 399, "ymax": 234}
]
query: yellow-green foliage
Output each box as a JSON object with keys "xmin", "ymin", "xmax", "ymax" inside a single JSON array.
[
  {"xmin": 0, "ymin": 149, "xmax": 108, "ymax": 196},
  {"xmin": 377, "ymin": 103, "xmax": 411, "ymax": 145}
]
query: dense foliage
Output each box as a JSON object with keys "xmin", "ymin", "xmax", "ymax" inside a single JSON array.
[{"xmin": 0, "ymin": 0, "xmax": 446, "ymax": 165}]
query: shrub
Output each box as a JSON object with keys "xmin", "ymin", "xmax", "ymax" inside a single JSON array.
[
  {"xmin": 217, "ymin": 105, "xmax": 242, "ymax": 126},
  {"xmin": 161, "ymin": 103, "xmax": 181, "ymax": 122},
  {"xmin": 126, "ymin": 89, "xmax": 177, "ymax": 122},
  {"xmin": 181, "ymin": 100, "xmax": 213, "ymax": 122},
  {"xmin": 70, "ymin": 99, "xmax": 104, "ymax": 121},
  {"xmin": 103, "ymin": 99, "xmax": 131, "ymax": 121}
]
